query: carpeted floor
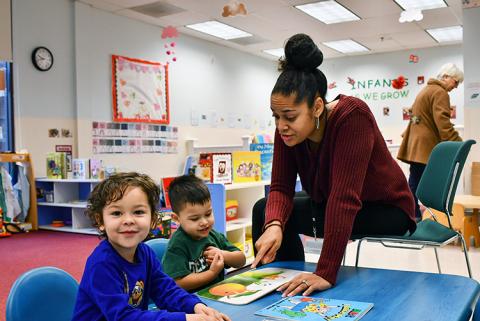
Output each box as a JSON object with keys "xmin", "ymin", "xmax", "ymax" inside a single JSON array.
[{"xmin": 0, "ymin": 230, "xmax": 101, "ymax": 318}]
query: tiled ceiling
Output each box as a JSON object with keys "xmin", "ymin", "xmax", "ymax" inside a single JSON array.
[{"xmin": 77, "ymin": 0, "xmax": 463, "ymax": 60}]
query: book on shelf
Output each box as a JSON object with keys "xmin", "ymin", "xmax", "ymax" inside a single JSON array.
[
  {"xmin": 232, "ymin": 151, "xmax": 261, "ymax": 183},
  {"xmin": 211, "ymin": 153, "xmax": 232, "ymax": 184},
  {"xmin": 197, "ymin": 267, "xmax": 303, "ymax": 305},
  {"xmin": 89, "ymin": 159, "xmax": 103, "ymax": 179},
  {"xmin": 249, "ymin": 143, "xmax": 273, "ymax": 181},
  {"xmin": 196, "ymin": 153, "xmax": 212, "ymax": 182},
  {"xmin": 46, "ymin": 152, "xmax": 67, "ymax": 179},
  {"xmin": 161, "ymin": 176, "xmax": 176, "ymax": 209},
  {"xmin": 255, "ymin": 296, "xmax": 373, "ymax": 321},
  {"xmin": 72, "ymin": 159, "xmax": 90, "ymax": 179}
]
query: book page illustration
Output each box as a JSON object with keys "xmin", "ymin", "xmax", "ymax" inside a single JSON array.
[{"xmin": 197, "ymin": 268, "xmax": 304, "ymax": 305}]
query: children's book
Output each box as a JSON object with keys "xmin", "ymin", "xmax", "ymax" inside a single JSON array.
[
  {"xmin": 197, "ymin": 267, "xmax": 304, "ymax": 305},
  {"xmin": 249, "ymin": 143, "xmax": 274, "ymax": 181},
  {"xmin": 161, "ymin": 176, "xmax": 176, "ymax": 209},
  {"xmin": 232, "ymin": 151, "xmax": 261, "ymax": 183},
  {"xmin": 255, "ymin": 296, "xmax": 373, "ymax": 321},
  {"xmin": 72, "ymin": 159, "xmax": 90, "ymax": 179},
  {"xmin": 212, "ymin": 153, "xmax": 232, "ymax": 184},
  {"xmin": 46, "ymin": 152, "xmax": 67, "ymax": 179}
]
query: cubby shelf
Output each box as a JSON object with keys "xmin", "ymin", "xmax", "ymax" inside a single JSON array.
[{"xmin": 36, "ymin": 178, "xmax": 100, "ymax": 234}]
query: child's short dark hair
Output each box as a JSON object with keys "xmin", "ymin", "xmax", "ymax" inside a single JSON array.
[
  {"xmin": 168, "ymin": 175, "xmax": 211, "ymax": 214},
  {"xmin": 86, "ymin": 172, "xmax": 160, "ymax": 238}
]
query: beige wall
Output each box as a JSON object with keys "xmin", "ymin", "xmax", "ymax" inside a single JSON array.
[{"xmin": 0, "ymin": 0, "xmax": 12, "ymax": 61}]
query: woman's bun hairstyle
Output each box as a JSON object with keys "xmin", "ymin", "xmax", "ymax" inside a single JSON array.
[{"xmin": 279, "ymin": 33, "xmax": 323, "ymax": 71}]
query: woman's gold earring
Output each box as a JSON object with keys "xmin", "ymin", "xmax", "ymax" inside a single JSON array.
[{"xmin": 315, "ymin": 117, "xmax": 320, "ymax": 129}]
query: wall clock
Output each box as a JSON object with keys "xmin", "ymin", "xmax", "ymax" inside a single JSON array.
[{"xmin": 31, "ymin": 46, "xmax": 54, "ymax": 71}]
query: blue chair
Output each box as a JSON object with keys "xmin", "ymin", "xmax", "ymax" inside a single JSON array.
[
  {"xmin": 6, "ymin": 266, "xmax": 79, "ymax": 321},
  {"xmin": 145, "ymin": 238, "xmax": 169, "ymax": 263},
  {"xmin": 355, "ymin": 140, "xmax": 476, "ymax": 278},
  {"xmin": 473, "ymin": 298, "xmax": 480, "ymax": 321}
]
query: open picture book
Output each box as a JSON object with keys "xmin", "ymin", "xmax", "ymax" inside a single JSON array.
[
  {"xmin": 255, "ymin": 296, "xmax": 373, "ymax": 321},
  {"xmin": 197, "ymin": 267, "xmax": 304, "ymax": 305}
]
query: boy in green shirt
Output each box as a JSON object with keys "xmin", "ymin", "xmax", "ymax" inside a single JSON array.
[{"xmin": 163, "ymin": 175, "xmax": 246, "ymax": 292}]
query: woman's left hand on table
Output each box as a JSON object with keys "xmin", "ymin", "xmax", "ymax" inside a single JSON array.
[{"xmin": 277, "ymin": 273, "xmax": 332, "ymax": 297}]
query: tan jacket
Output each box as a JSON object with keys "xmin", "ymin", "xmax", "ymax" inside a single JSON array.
[{"xmin": 397, "ymin": 78, "xmax": 461, "ymax": 164}]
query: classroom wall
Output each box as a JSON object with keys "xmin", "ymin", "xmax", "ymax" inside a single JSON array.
[
  {"xmin": 0, "ymin": 0, "xmax": 12, "ymax": 61},
  {"xmin": 11, "ymin": 0, "xmax": 469, "ymax": 183}
]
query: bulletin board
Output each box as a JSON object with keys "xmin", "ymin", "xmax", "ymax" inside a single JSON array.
[{"xmin": 112, "ymin": 55, "xmax": 169, "ymax": 124}]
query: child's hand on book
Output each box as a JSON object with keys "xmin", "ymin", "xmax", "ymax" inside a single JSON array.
[
  {"xmin": 203, "ymin": 246, "xmax": 223, "ymax": 265},
  {"xmin": 277, "ymin": 273, "xmax": 332, "ymax": 297},
  {"xmin": 208, "ymin": 253, "xmax": 224, "ymax": 274},
  {"xmin": 191, "ymin": 303, "xmax": 231, "ymax": 321}
]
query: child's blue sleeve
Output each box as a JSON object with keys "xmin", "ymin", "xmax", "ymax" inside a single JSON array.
[
  {"xmin": 149, "ymin": 252, "xmax": 203, "ymax": 312},
  {"xmin": 83, "ymin": 261, "xmax": 195, "ymax": 321}
]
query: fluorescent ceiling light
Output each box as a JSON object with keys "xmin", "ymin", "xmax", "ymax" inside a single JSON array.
[
  {"xmin": 322, "ymin": 39, "xmax": 369, "ymax": 54},
  {"xmin": 295, "ymin": 1, "xmax": 360, "ymax": 25},
  {"xmin": 263, "ymin": 48, "xmax": 284, "ymax": 58},
  {"xmin": 185, "ymin": 21, "xmax": 252, "ymax": 40},
  {"xmin": 394, "ymin": 0, "xmax": 447, "ymax": 11},
  {"xmin": 426, "ymin": 25, "xmax": 463, "ymax": 43}
]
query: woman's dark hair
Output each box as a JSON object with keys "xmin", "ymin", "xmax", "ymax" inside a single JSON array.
[
  {"xmin": 86, "ymin": 172, "xmax": 160, "ymax": 238},
  {"xmin": 168, "ymin": 174, "xmax": 211, "ymax": 214},
  {"xmin": 272, "ymin": 33, "xmax": 327, "ymax": 107}
]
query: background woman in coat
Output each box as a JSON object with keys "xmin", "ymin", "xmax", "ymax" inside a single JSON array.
[{"xmin": 397, "ymin": 63, "xmax": 463, "ymax": 221}]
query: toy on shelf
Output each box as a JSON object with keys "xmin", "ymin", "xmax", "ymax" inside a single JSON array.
[{"xmin": 225, "ymin": 200, "xmax": 239, "ymax": 221}]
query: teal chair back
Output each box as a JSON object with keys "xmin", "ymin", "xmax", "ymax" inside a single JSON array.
[
  {"xmin": 6, "ymin": 266, "xmax": 79, "ymax": 321},
  {"xmin": 416, "ymin": 140, "xmax": 476, "ymax": 215},
  {"xmin": 145, "ymin": 238, "xmax": 169, "ymax": 263}
]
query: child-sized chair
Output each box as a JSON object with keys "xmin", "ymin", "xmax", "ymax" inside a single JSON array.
[
  {"xmin": 145, "ymin": 238, "xmax": 169, "ymax": 263},
  {"xmin": 6, "ymin": 266, "xmax": 79, "ymax": 321}
]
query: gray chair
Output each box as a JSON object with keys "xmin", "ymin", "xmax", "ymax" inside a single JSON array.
[{"xmin": 355, "ymin": 140, "xmax": 476, "ymax": 278}]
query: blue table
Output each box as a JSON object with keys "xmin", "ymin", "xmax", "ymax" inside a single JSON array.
[{"xmin": 201, "ymin": 261, "xmax": 480, "ymax": 321}]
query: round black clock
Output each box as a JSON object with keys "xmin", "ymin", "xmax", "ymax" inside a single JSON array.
[{"xmin": 31, "ymin": 46, "xmax": 54, "ymax": 71}]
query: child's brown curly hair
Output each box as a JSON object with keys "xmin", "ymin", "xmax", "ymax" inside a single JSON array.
[{"xmin": 86, "ymin": 172, "xmax": 160, "ymax": 238}]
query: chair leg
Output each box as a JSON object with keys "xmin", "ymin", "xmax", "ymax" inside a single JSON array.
[
  {"xmin": 458, "ymin": 234, "xmax": 473, "ymax": 278},
  {"xmin": 433, "ymin": 248, "xmax": 442, "ymax": 274},
  {"xmin": 355, "ymin": 239, "xmax": 364, "ymax": 267}
]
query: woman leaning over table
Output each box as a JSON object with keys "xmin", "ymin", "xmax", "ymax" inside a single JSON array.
[{"xmin": 251, "ymin": 33, "xmax": 416, "ymax": 296}]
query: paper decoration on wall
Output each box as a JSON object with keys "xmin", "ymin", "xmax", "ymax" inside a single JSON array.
[
  {"xmin": 417, "ymin": 76, "xmax": 424, "ymax": 85},
  {"xmin": 164, "ymin": 42, "xmax": 177, "ymax": 63},
  {"xmin": 222, "ymin": 1, "xmax": 247, "ymax": 17},
  {"xmin": 347, "ymin": 77, "xmax": 355, "ymax": 86},
  {"xmin": 402, "ymin": 107, "xmax": 412, "ymax": 121},
  {"xmin": 450, "ymin": 105, "xmax": 457, "ymax": 119},
  {"xmin": 328, "ymin": 81, "xmax": 337, "ymax": 89},
  {"xmin": 463, "ymin": 0, "xmax": 480, "ymax": 9},
  {"xmin": 48, "ymin": 129, "xmax": 59, "ymax": 138},
  {"xmin": 162, "ymin": 26, "xmax": 179, "ymax": 39},
  {"xmin": 392, "ymin": 75, "xmax": 406, "ymax": 89},
  {"xmin": 61, "ymin": 129, "xmax": 72, "ymax": 138},
  {"xmin": 383, "ymin": 107, "xmax": 390, "ymax": 116},
  {"xmin": 112, "ymin": 55, "xmax": 169, "ymax": 124},
  {"xmin": 92, "ymin": 121, "xmax": 178, "ymax": 154},
  {"xmin": 409, "ymin": 54, "xmax": 419, "ymax": 63}
]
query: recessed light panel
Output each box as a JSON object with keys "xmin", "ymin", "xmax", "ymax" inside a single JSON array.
[
  {"xmin": 185, "ymin": 21, "xmax": 252, "ymax": 40},
  {"xmin": 263, "ymin": 48, "xmax": 284, "ymax": 58},
  {"xmin": 322, "ymin": 39, "xmax": 369, "ymax": 54},
  {"xmin": 295, "ymin": 1, "xmax": 360, "ymax": 25},
  {"xmin": 394, "ymin": 0, "xmax": 447, "ymax": 11},
  {"xmin": 426, "ymin": 25, "xmax": 463, "ymax": 43}
]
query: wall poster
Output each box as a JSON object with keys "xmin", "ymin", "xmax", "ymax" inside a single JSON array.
[{"xmin": 112, "ymin": 55, "xmax": 169, "ymax": 124}]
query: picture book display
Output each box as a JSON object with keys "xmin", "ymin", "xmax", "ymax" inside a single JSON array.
[
  {"xmin": 197, "ymin": 267, "xmax": 304, "ymax": 305},
  {"xmin": 212, "ymin": 153, "xmax": 232, "ymax": 184},
  {"xmin": 249, "ymin": 143, "xmax": 273, "ymax": 181},
  {"xmin": 161, "ymin": 176, "xmax": 176, "ymax": 209},
  {"xmin": 232, "ymin": 151, "xmax": 261, "ymax": 183},
  {"xmin": 255, "ymin": 296, "xmax": 373, "ymax": 321}
]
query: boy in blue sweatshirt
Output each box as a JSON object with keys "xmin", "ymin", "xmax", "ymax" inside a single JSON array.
[{"xmin": 72, "ymin": 172, "xmax": 230, "ymax": 321}]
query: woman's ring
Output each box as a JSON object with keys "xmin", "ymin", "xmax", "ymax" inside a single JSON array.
[{"xmin": 301, "ymin": 279, "xmax": 309, "ymax": 287}]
